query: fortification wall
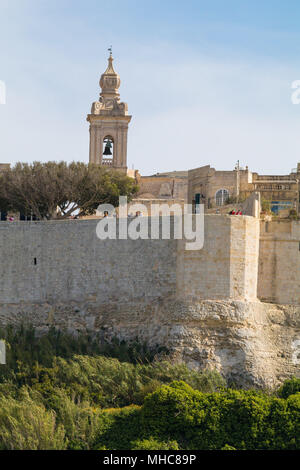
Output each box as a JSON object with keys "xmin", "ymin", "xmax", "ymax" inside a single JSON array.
[
  {"xmin": 0, "ymin": 215, "xmax": 259, "ymax": 311},
  {"xmin": 0, "ymin": 220, "xmax": 177, "ymax": 306},
  {"xmin": 258, "ymin": 220, "xmax": 300, "ymax": 304}
]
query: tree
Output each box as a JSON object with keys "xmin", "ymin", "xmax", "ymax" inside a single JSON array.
[{"xmin": 0, "ymin": 161, "xmax": 138, "ymax": 220}]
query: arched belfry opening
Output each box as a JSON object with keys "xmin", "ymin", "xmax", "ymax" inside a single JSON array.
[
  {"xmin": 87, "ymin": 49, "xmax": 131, "ymax": 173},
  {"xmin": 102, "ymin": 136, "xmax": 114, "ymax": 166}
]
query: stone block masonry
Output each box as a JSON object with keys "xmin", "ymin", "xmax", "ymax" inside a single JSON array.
[
  {"xmin": 0, "ymin": 220, "xmax": 177, "ymax": 305},
  {"xmin": 0, "ymin": 215, "xmax": 259, "ymax": 306},
  {"xmin": 258, "ymin": 220, "xmax": 300, "ymax": 304},
  {"xmin": 176, "ymin": 216, "xmax": 259, "ymax": 301}
]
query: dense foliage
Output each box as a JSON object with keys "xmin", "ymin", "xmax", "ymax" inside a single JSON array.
[
  {"xmin": 278, "ymin": 377, "xmax": 300, "ymax": 399},
  {"xmin": 0, "ymin": 326, "xmax": 299, "ymax": 450},
  {"xmin": 0, "ymin": 161, "xmax": 138, "ymax": 219},
  {"xmin": 139, "ymin": 381, "xmax": 300, "ymax": 450}
]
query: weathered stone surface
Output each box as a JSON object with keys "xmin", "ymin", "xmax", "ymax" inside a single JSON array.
[
  {"xmin": 259, "ymin": 220, "xmax": 300, "ymax": 304},
  {"xmin": 0, "ymin": 299, "xmax": 299, "ymax": 388}
]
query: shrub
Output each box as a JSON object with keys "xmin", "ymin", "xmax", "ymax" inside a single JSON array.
[
  {"xmin": 141, "ymin": 381, "xmax": 300, "ymax": 450},
  {"xmin": 278, "ymin": 378, "xmax": 300, "ymax": 399},
  {"xmin": 0, "ymin": 391, "xmax": 66, "ymax": 450},
  {"xmin": 286, "ymin": 393, "xmax": 300, "ymax": 448},
  {"xmin": 0, "ymin": 326, "xmax": 298, "ymax": 450},
  {"xmin": 289, "ymin": 209, "xmax": 298, "ymax": 220},
  {"xmin": 0, "ymin": 324, "xmax": 165, "ymax": 383},
  {"xmin": 35, "ymin": 387, "xmax": 103, "ymax": 450},
  {"xmin": 261, "ymin": 199, "xmax": 271, "ymax": 213},
  {"xmin": 93, "ymin": 406, "xmax": 142, "ymax": 450},
  {"xmin": 141, "ymin": 381, "xmax": 216, "ymax": 449},
  {"xmin": 1, "ymin": 350, "xmax": 225, "ymax": 408},
  {"xmin": 131, "ymin": 438, "xmax": 179, "ymax": 450}
]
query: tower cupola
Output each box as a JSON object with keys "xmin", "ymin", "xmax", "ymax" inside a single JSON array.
[{"xmin": 99, "ymin": 52, "xmax": 121, "ymax": 104}]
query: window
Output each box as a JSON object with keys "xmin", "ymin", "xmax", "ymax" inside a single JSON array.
[
  {"xmin": 194, "ymin": 193, "xmax": 201, "ymax": 213},
  {"xmin": 215, "ymin": 189, "xmax": 229, "ymax": 206}
]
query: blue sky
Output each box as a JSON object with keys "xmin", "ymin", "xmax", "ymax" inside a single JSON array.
[{"xmin": 1, "ymin": 0, "xmax": 300, "ymax": 174}]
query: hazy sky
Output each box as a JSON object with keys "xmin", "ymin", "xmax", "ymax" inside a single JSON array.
[{"xmin": 1, "ymin": 0, "xmax": 300, "ymax": 175}]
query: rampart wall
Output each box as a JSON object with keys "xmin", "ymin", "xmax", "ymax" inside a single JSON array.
[{"xmin": 0, "ymin": 215, "xmax": 259, "ymax": 307}]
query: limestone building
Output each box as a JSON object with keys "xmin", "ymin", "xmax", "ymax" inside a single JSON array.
[
  {"xmin": 188, "ymin": 162, "xmax": 300, "ymax": 216},
  {"xmin": 135, "ymin": 170, "xmax": 188, "ymax": 201},
  {"xmin": 0, "ymin": 164, "xmax": 10, "ymax": 171}
]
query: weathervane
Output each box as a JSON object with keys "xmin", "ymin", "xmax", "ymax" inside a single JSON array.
[{"xmin": 108, "ymin": 45, "xmax": 112, "ymax": 57}]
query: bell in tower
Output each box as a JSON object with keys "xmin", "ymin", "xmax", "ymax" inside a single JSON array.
[{"xmin": 103, "ymin": 138, "xmax": 113, "ymax": 156}]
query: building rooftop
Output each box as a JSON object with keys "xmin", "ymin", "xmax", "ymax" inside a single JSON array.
[{"xmin": 146, "ymin": 170, "xmax": 188, "ymax": 178}]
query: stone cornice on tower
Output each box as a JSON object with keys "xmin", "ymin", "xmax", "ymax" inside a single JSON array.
[{"xmin": 86, "ymin": 115, "xmax": 131, "ymax": 123}]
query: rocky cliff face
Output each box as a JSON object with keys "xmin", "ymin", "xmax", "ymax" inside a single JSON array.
[
  {"xmin": 1, "ymin": 299, "xmax": 299, "ymax": 388},
  {"xmin": 95, "ymin": 299, "xmax": 300, "ymax": 388}
]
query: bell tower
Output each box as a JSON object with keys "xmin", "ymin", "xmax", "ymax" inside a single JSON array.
[{"xmin": 87, "ymin": 50, "xmax": 131, "ymax": 172}]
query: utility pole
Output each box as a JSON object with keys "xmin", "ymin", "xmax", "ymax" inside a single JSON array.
[{"xmin": 235, "ymin": 160, "xmax": 240, "ymax": 203}]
